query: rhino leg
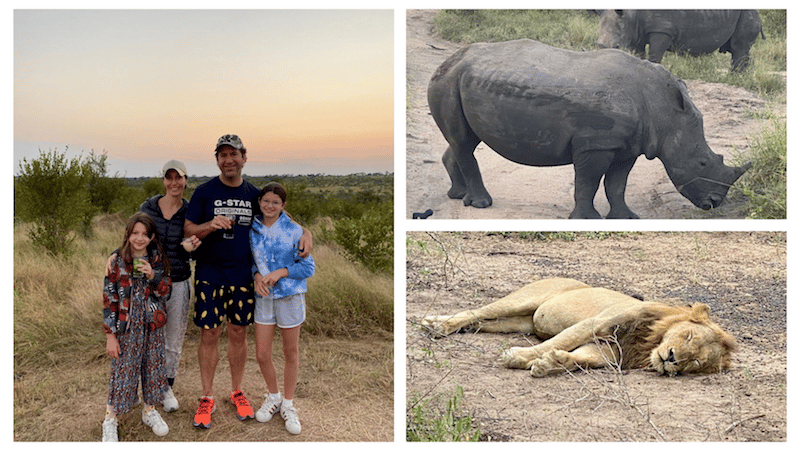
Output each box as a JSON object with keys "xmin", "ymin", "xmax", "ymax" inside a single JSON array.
[
  {"xmin": 604, "ymin": 157, "xmax": 640, "ymax": 219},
  {"xmin": 442, "ymin": 143, "xmax": 492, "ymax": 208},
  {"xmin": 730, "ymin": 53, "xmax": 752, "ymax": 72},
  {"xmin": 728, "ymin": 10, "xmax": 761, "ymax": 72},
  {"xmin": 646, "ymin": 32, "xmax": 672, "ymax": 64},
  {"xmin": 433, "ymin": 94, "xmax": 492, "ymax": 208},
  {"xmin": 442, "ymin": 145, "xmax": 468, "ymax": 199},
  {"xmin": 570, "ymin": 150, "xmax": 615, "ymax": 219}
]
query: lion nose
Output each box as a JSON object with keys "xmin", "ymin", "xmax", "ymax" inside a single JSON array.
[{"xmin": 666, "ymin": 349, "xmax": 677, "ymax": 364}]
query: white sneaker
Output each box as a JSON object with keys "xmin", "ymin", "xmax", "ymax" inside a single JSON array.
[
  {"xmin": 163, "ymin": 386, "xmax": 179, "ymax": 412},
  {"xmin": 102, "ymin": 417, "xmax": 118, "ymax": 442},
  {"xmin": 256, "ymin": 393, "xmax": 282, "ymax": 423},
  {"xmin": 142, "ymin": 407, "xmax": 169, "ymax": 437},
  {"xmin": 281, "ymin": 405, "xmax": 301, "ymax": 435}
]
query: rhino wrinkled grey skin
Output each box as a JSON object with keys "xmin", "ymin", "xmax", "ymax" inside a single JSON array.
[
  {"xmin": 427, "ymin": 39, "xmax": 751, "ymax": 219},
  {"xmin": 597, "ymin": 10, "xmax": 764, "ymax": 72}
]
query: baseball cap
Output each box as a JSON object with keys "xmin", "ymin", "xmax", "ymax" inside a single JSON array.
[
  {"xmin": 215, "ymin": 134, "xmax": 244, "ymax": 152},
  {"xmin": 162, "ymin": 160, "xmax": 187, "ymax": 177}
]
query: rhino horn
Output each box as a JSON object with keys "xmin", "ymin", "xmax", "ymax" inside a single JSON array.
[{"xmin": 729, "ymin": 161, "xmax": 752, "ymax": 184}]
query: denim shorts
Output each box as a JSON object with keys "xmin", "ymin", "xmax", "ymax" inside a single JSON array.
[{"xmin": 254, "ymin": 293, "xmax": 306, "ymax": 329}]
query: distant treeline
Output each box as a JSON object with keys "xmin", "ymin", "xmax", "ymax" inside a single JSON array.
[
  {"xmin": 15, "ymin": 150, "xmax": 394, "ymax": 272},
  {"xmin": 123, "ymin": 172, "xmax": 392, "ymax": 187}
]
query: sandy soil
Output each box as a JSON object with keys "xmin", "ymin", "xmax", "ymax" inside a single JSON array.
[
  {"xmin": 405, "ymin": 231, "xmax": 786, "ymax": 441},
  {"xmin": 14, "ymin": 332, "xmax": 393, "ymax": 442},
  {"xmin": 405, "ymin": 10, "xmax": 775, "ymax": 220}
]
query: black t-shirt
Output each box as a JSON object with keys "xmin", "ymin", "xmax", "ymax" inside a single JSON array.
[{"xmin": 185, "ymin": 176, "xmax": 261, "ymax": 286}]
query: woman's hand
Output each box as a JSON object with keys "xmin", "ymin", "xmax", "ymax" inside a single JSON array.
[
  {"xmin": 181, "ymin": 235, "xmax": 202, "ymax": 252},
  {"xmin": 105, "ymin": 253, "xmax": 118, "ymax": 276},
  {"xmin": 106, "ymin": 334, "xmax": 121, "ymax": 359}
]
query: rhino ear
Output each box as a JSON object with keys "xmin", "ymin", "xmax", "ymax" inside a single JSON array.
[{"xmin": 670, "ymin": 84, "xmax": 689, "ymax": 112}]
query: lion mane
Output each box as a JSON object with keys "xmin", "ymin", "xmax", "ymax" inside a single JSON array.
[{"xmin": 421, "ymin": 278, "xmax": 737, "ymax": 377}]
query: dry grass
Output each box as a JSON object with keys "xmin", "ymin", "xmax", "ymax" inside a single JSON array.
[{"xmin": 14, "ymin": 216, "xmax": 393, "ymax": 441}]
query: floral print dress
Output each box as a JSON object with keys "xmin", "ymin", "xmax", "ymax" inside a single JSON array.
[{"xmin": 103, "ymin": 252, "xmax": 171, "ymax": 415}]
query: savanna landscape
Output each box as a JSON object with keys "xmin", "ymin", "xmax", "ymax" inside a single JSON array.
[{"xmin": 13, "ymin": 170, "xmax": 394, "ymax": 441}]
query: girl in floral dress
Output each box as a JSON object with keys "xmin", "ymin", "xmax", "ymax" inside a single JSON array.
[{"xmin": 102, "ymin": 212, "xmax": 172, "ymax": 441}]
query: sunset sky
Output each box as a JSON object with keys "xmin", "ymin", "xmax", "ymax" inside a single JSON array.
[{"xmin": 14, "ymin": 9, "xmax": 394, "ymax": 177}]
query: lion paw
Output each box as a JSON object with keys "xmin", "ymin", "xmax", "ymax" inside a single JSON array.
[
  {"xmin": 502, "ymin": 346, "xmax": 541, "ymax": 369},
  {"xmin": 529, "ymin": 350, "xmax": 572, "ymax": 378},
  {"xmin": 421, "ymin": 315, "xmax": 459, "ymax": 336}
]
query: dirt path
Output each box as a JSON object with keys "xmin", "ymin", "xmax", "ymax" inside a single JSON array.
[
  {"xmin": 14, "ymin": 332, "xmax": 393, "ymax": 442},
  {"xmin": 405, "ymin": 10, "xmax": 772, "ymax": 220},
  {"xmin": 406, "ymin": 232, "xmax": 786, "ymax": 441}
]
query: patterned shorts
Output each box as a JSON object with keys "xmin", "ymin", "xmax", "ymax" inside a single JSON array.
[{"xmin": 193, "ymin": 280, "xmax": 255, "ymax": 329}]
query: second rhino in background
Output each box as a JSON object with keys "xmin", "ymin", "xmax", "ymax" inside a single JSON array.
[{"xmin": 596, "ymin": 10, "xmax": 764, "ymax": 72}]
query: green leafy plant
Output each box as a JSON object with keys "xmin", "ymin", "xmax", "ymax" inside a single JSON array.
[
  {"xmin": 732, "ymin": 116, "xmax": 786, "ymax": 219},
  {"xmin": 330, "ymin": 201, "xmax": 393, "ymax": 273},
  {"xmin": 14, "ymin": 149, "xmax": 141, "ymax": 253},
  {"xmin": 407, "ymin": 386, "xmax": 481, "ymax": 442},
  {"xmin": 14, "ymin": 148, "xmax": 92, "ymax": 255}
]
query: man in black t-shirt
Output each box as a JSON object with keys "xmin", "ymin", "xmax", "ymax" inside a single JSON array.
[{"xmin": 184, "ymin": 134, "xmax": 311, "ymax": 429}]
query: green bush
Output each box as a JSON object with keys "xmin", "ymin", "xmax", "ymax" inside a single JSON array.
[
  {"xmin": 283, "ymin": 182, "xmax": 324, "ymax": 225},
  {"xmin": 83, "ymin": 152, "xmax": 144, "ymax": 225},
  {"xmin": 15, "ymin": 148, "xmax": 142, "ymax": 254},
  {"xmin": 330, "ymin": 201, "xmax": 393, "ymax": 273},
  {"xmin": 15, "ymin": 149, "xmax": 93, "ymax": 255},
  {"xmin": 732, "ymin": 116, "xmax": 786, "ymax": 219},
  {"xmin": 407, "ymin": 386, "xmax": 481, "ymax": 442},
  {"xmin": 141, "ymin": 176, "xmax": 165, "ymax": 199}
]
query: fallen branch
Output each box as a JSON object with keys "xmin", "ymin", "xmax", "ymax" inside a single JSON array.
[{"xmin": 725, "ymin": 414, "xmax": 766, "ymax": 434}]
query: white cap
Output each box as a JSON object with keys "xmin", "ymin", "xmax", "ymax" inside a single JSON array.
[{"xmin": 162, "ymin": 160, "xmax": 187, "ymax": 177}]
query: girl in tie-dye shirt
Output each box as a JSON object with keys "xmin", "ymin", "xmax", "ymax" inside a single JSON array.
[{"xmin": 249, "ymin": 182, "xmax": 314, "ymax": 435}]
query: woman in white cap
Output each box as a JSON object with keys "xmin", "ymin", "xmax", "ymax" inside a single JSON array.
[
  {"xmin": 106, "ymin": 160, "xmax": 201, "ymax": 420},
  {"xmin": 138, "ymin": 160, "xmax": 202, "ymax": 414}
]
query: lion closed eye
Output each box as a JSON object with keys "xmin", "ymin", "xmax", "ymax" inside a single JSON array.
[{"xmin": 651, "ymin": 321, "xmax": 736, "ymax": 376}]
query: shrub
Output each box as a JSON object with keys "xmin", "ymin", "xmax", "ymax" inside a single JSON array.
[
  {"xmin": 15, "ymin": 149, "xmax": 144, "ymax": 254},
  {"xmin": 330, "ymin": 201, "xmax": 393, "ymax": 273},
  {"xmin": 15, "ymin": 149, "xmax": 92, "ymax": 255},
  {"xmin": 407, "ymin": 386, "xmax": 481, "ymax": 442},
  {"xmin": 732, "ymin": 116, "xmax": 786, "ymax": 219},
  {"xmin": 141, "ymin": 176, "xmax": 165, "ymax": 199}
]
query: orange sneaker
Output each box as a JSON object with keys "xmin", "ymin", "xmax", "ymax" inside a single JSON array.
[
  {"xmin": 193, "ymin": 397, "xmax": 216, "ymax": 428},
  {"xmin": 230, "ymin": 390, "xmax": 254, "ymax": 420}
]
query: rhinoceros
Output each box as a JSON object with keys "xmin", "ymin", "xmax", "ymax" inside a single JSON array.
[
  {"xmin": 427, "ymin": 39, "xmax": 751, "ymax": 219},
  {"xmin": 597, "ymin": 10, "xmax": 764, "ymax": 72}
]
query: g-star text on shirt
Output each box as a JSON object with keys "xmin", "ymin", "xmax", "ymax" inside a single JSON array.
[
  {"xmin": 214, "ymin": 199, "xmax": 252, "ymax": 208},
  {"xmin": 214, "ymin": 207, "xmax": 251, "ymax": 216}
]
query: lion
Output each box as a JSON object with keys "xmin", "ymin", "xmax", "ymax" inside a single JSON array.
[{"xmin": 421, "ymin": 278, "xmax": 737, "ymax": 377}]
